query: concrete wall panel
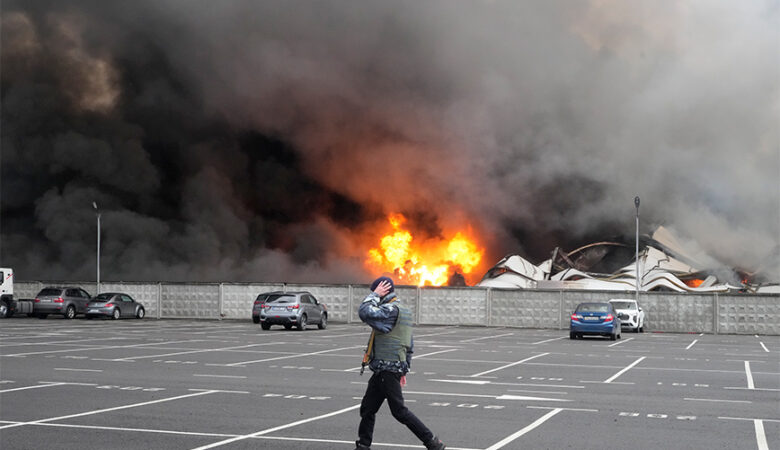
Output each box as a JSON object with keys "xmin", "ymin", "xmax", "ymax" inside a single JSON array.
[
  {"xmin": 719, "ymin": 295, "xmax": 780, "ymax": 335},
  {"xmin": 490, "ymin": 289, "xmax": 560, "ymax": 329},
  {"xmin": 419, "ymin": 287, "xmax": 487, "ymax": 325},
  {"xmin": 13, "ymin": 281, "xmax": 42, "ymax": 299},
  {"xmin": 161, "ymin": 284, "xmax": 219, "ymax": 319}
]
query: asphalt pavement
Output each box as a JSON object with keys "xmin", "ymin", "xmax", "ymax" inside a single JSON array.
[{"xmin": 1, "ymin": 317, "xmax": 778, "ymax": 449}]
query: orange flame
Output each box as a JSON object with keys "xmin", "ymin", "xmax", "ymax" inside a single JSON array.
[
  {"xmin": 684, "ymin": 279, "xmax": 704, "ymax": 288},
  {"xmin": 366, "ymin": 213, "xmax": 484, "ymax": 286}
]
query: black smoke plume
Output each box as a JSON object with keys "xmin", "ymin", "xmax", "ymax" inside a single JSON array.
[{"xmin": 2, "ymin": 1, "xmax": 778, "ymax": 283}]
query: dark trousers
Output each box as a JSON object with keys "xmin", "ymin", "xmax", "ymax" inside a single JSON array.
[{"xmin": 357, "ymin": 371, "xmax": 434, "ymax": 447}]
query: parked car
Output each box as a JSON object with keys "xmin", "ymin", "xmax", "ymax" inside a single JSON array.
[
  {"xmin": 609, "ymin": 298, "xmax": 645, "ymax": 332},
  {"xmin": 33, "ymin": 287, "xmax": 92, "ymax": 319},
  {"xmin": 252, "ymin": 291, "xmax": 285, "ymax": 324},
  {"xmin": 255, "ymin": 291, "xmax": 327, "ymax": 331},
  {"xmin": 570, "ymin": 302, "xmax": 621, "ymax": 340},
  {"xmin": 86, "ymin": 293, "xmax": 145, "ymax": 320}
]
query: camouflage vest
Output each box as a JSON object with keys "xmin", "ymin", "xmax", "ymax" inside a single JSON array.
[{"xmin": 372, "ymin": 303, "xmax": 413, "ymax": 362}]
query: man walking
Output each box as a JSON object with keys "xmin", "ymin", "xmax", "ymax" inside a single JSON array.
[{"xmin": 354, "ymin": 276, "xmax": 445, "ymax": 450}]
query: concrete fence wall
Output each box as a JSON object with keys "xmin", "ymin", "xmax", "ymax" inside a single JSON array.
[{"xmin": 13, "ymin": 281, "xmax": 780, "ymax": 335}]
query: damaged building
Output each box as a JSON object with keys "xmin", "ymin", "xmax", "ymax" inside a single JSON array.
[{"xmin": 478, "ymin": 226, "xmax": 779, "ymax": 294}]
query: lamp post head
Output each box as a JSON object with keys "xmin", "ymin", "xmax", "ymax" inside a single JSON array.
[
  {"xmin": 634, "ymin": 196, "xmax": 640, "ymax": 209},
  {"xmin": 92, "ymin": 202, "xmax": 98, "ymax": 211}
]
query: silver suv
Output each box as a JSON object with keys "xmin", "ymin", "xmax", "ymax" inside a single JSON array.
[
  {"xmin": 255, "ymin": 291, "xmax": 327, "ymax": 331},
  {"xmin": 33, "ymin": 287, "xmax": 91, "ymax": 319}
]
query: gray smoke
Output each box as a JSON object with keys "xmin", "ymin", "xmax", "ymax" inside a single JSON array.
[{"xmin": 1, "ymin": 0, "xmax": 778, "ymax": 283}]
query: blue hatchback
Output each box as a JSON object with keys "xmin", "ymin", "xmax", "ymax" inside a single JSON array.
[{"xmin": 570, "ymin": 302, "xmax": 622, "ymax": 340}]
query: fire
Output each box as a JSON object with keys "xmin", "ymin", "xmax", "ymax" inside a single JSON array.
[
  {"xmin": 366, "ymin": 213, "xmax": 484, "ymax": 286},
  {"xmin": 684, "ymin": 279, "xmax": 704, "ymax": 288}
]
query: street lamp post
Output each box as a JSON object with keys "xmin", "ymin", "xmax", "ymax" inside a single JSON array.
[
  {"xmin": 634, "ymin": 196, "xmax": 640, "ymax": 303},
  {"xmin": 93, "ymin": 202, "xmax": 101, "ymax": 294}
]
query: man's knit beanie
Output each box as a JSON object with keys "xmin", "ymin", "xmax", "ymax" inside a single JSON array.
[{"xmin": 370, "ymin": 276, "xmax": 395, "ymax": 293}]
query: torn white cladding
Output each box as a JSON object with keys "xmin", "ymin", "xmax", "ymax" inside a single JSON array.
[
  {"xmin": 478, "ymin": 226, "xmax": 763, "ymax": 293},
  {"xmin": 477, "ymin": 255, "xmax": 547, "ymax": 288}
]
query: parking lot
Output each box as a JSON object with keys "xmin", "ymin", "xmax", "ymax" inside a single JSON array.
[{"xmin": 1, "ymin": 318, "xmax": 778, "ymax": 450}]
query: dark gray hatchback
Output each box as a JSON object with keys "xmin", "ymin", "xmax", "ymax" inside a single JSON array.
[{"xmin": 253, "ymin": 291, "xmax": 327, "ymax": 331}]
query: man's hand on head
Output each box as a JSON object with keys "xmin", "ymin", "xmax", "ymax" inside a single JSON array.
[{"xmin": 373, "ymin": 280, "xmax": 392, "ymax": 297}]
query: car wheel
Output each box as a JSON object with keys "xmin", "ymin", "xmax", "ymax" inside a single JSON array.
[
  {"xmin": 0, "ymin": 302, "xmax": 8, "ymax": 318},
  {"xmin": 136, "ymin": 308, "xmax": 145, "ymax": 319},
  {"xmin": 64, "ymin": 305, "xmax": 76, "ymax": 319},
  {"xmin": 318, "ymin": 314, "xmax": 327, "ymax": 330},
  {"xmin": 37, "ymin": 314, "xmax": 48, "ymax": 319},
  {"xmin": 297, "ymin": 314, "xmax": 307, "ymax": 331},
  {"xmin": 610, "ymin": 332, "xmax": 617, "ymax": 341},
  {"xmin": 261, "ymin": 322, "xmax": 271, "ymax": 330},
  {"xmin": 284, "ymin": 324, "xmax": 293, "ymax": 330},
  {"xmin": 252, "ymin": 316, "xmax": 260, "ymax": 324},
  {"xmin": 112, "ymin": 308, "xmax": 120, "ymax": 320},
  {"xmin": 569, "ymin": 331, "xmax": 575, "ymax": 339}
]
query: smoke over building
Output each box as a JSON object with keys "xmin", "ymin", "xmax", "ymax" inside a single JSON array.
[{"xmin": 1, "ymin": 1, "xmax": 778, "ymax": 284}]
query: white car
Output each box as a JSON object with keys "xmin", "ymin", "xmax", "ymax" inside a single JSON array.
[{"xmin": 609, "ymin": 299, "xmax": 645, "ymax": 332}]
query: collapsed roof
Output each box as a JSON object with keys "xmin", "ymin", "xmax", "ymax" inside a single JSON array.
[{"xmin": 478, "ymin": 226, "xmax": 779, "ymax": 294}]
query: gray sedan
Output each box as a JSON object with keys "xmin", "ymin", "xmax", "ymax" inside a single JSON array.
[{"xmin": 86, "ymin": 293, "xmax": 145, "ymax": 320}]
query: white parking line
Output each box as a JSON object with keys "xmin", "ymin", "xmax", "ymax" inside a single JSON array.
[
  {"xmin": 470, "ymin": 353, "xmax": 549, "ymax": 377},
  {"xmin": 684, "ymin": 398, "xmax": 752, "ymax": 404},
  {"xmin": 1, "ymin": 339, "xmax": 206, "ymax": 357},
  {"xmin": 755, "ymin": 420, "xmax": 769, "ymax": 450},
  {"xmin": 54, "ymin": 368, "xmax": 102, "ymax": 372},
  {"xmin": 685, "ymin": 339, "xmax": 698, "ymax": 350},
  {"xmin": 431, "ymin": 379, "xmax": 584, "ymax": 389},
  {"xmin": 0, "ymin": 337, "xmax": 127, "ymax": 348},
  {"xmin": 0, "ymin": 422, "xmax": 482, "ymax": 450},
  {"xmin": 608, "ymin": 337, "xmax": 634, "ymax": 348},
  {"xmin": 415, "ymin": 329, "xmax": 459, "ymax": 338},
  {"xmin": 759, "ymin": 342, "xmax": 769, "ymax": 352},
  {"xmin": 415, "ymin": 348, "xmax": 460, "ymax": 359},
  {"xmin": 113, "ymin": 343, "xmax": 268, "ymax": 362},
  {"xmin": 720, "ymin": 417, "xmax": 780, "ymax": 423},
  {"xmin": 190, "ymin": 403, "xmax": 361, "ymax": 449},
  {"xmin": 603, "ymin": 357, "xmax": 645, "ymax": 383},
  {"xmin": 744, "ymin": 361, "xmax": 755, "ymax": 389},
  {"xmin": 460, "ymin": 333, "xmax": 514, "ymax": 343},
  {"xmin": 225, "ymin": 345, "xmax": 362, "ymax": 367},
  {"xmin": 531, "ymin": 337, "xmax": 566, "ymax": 345},
  {"xmin": 724, "ymin": 387, "xmax": 780, "ymax": 392},
  {"xmin": 0, "ymin": 382, "xmax": 66, "ymax": 393},
  {"xmin": 0, "ymin": 390, "xmax": 220, "ymax": 431},
  {"xmin": 192, "ymin": 374, "xmax": 247, "ymax": 379},
  {"xmin": 485, "ymin": 408, "xmax": 563, "ymax": 450}
]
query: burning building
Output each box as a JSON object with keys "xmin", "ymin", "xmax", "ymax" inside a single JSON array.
[{"xmin": 478, "ymin": 226, "xmax": 780, "ymax": 294}]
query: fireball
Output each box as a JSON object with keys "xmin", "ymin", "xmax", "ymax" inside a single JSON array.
[{"xmin": 366, "ymin": 213, "xmax": 484, "ymax": 286}]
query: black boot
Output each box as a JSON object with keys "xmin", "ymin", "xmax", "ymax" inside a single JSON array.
[
  {"xmin": 425, "ymin": 436, "xmax": 446, "ymax": 450},
  {"xmin": 354, "ymin": 441, "xmax": 370, "ymax": 450}
]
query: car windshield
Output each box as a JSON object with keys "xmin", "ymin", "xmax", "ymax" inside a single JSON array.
[
  {"xmin": 611, "ymin": 301, "xmax": 636, "ymax": 310},
  {"xmin": 265, "ymin": 295, "xmax": 296, "ymax": 304},
  {"xmin": 38, "ymin": 288, "xmax": 62, "ymax": 296},
  {"xmin": 576, "ymin": 303, "xmax": 609, "ymax": 313},
  {"xmin": 94, "ymin": 293, "xmax": 113, "ymax": 301}
]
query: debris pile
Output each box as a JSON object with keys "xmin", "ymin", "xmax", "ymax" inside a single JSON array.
[{"xmin": 478, "ymin": 227, "xmax": 779, "ymax": 294}]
